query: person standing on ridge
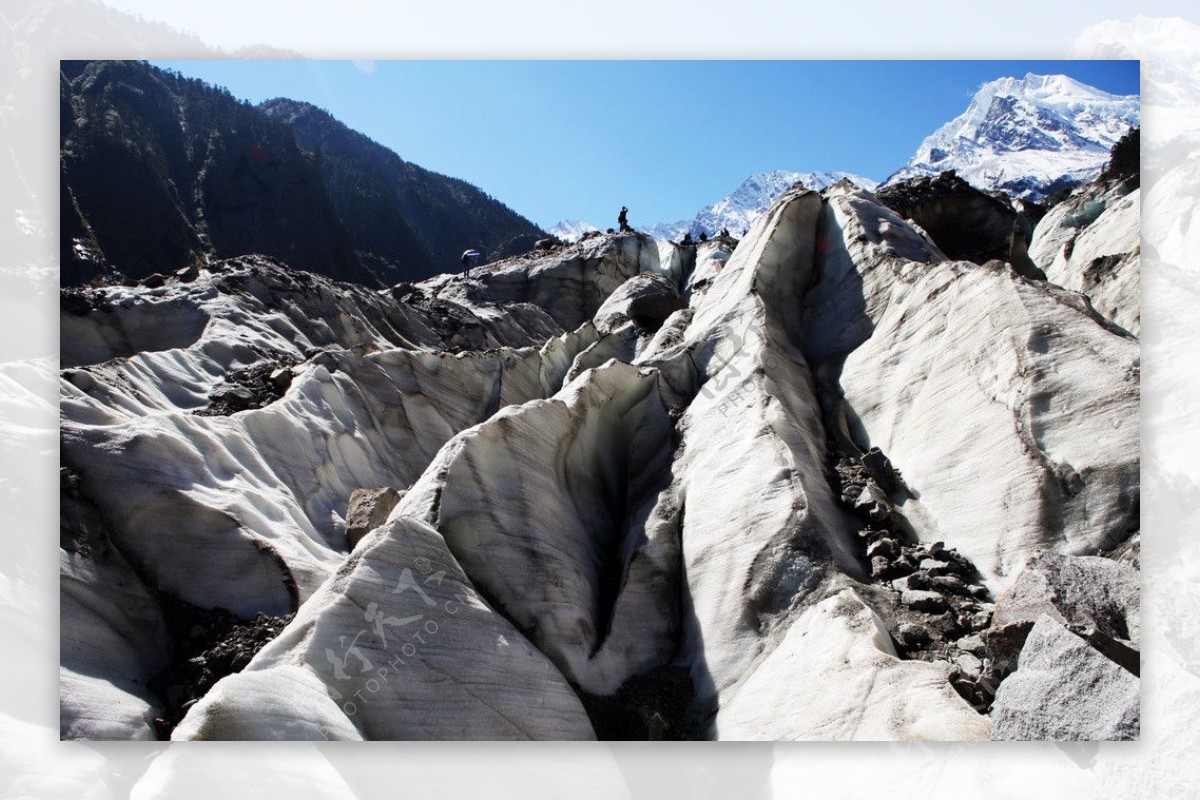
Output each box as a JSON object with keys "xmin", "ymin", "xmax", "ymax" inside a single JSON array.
[
  {"xmin": 618, "ymin": 206, "xmax": 630, "ymax": 233},
  {"xmin": 461, "ymin": 249, "xmax": 480, "ymax": 277}
]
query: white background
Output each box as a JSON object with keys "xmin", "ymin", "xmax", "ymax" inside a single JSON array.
[{"xmin": 2, "ymin": 1, "xmax": 1198, "ymax": 797}]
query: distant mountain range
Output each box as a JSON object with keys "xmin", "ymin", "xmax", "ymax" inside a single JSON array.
[
  {"xmin": 556, "ymin": 74, "xmax": 1138, "ymax": 242},
  {"xmin": 60, "ymin": 60, "xmax": 543, "ymax": 286},
  {"xmin": 885, "ymin": 73, "xmax": 1140, "ymax": 200},
  {"xmin": 61, "ymin": 62, "xmax": 1139, "ymax": 286},
  {"xmin": 553, "ymin": 171, "xmax": 877, "ymax": 244},
  {"xmin": 548, "ymin": 219, "xmax": 601, "ymax": 242},
  {"xmin": 652, "ymin": 170, "xmax": 879, "ymax": 241}
]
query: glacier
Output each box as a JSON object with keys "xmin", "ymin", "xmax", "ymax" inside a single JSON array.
[{"xmin": 60, "ymin": 181, "xmax": 1140, "ymax": 742}]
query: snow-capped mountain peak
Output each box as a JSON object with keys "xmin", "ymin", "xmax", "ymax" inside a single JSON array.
[
  {"xmin": 887, "ymin": 73, "xmax": 1139, "ymax": 199},
  {"xmin": 549, "ymin": 219, "xmax": 600, "ymax": 242},
  {"xmin": 648, "ymin": 169, "xmax": 878, "ymax": 241}
]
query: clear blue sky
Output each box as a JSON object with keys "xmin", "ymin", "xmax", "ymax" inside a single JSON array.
[{"xmin": 151, "ymin": 60, "xmax": 1139, "ymax": 230}]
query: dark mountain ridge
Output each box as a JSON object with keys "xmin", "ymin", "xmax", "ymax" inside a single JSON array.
[
  {"xmin": 260, "ymin": 99, "xmax": 546, "ymax": 281},
  {"xmin": 59, "ymin": 60, "xmax": 544, "ymax": 286},
  {"xmin": 60, "ymin": 59, "xmax": 368, "ymax": 285}
]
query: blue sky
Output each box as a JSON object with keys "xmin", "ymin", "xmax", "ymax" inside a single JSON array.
[{"xmin": 151, "ymin": 60, "xmax": 1139, "ymax": 231}]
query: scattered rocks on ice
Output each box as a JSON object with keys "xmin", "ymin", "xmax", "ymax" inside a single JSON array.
[{"xmin": 148, "ymin": 598, "xmax": 292, "ymax": 738}]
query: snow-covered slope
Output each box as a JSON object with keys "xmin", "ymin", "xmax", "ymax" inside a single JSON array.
[
  {"xmin": 649, "ymin": 170, "xmax": 878, "ymax": 241},
  {"xmin": 886, "ymin": 74, "xmax": 1139, "ymax": 199},
  {"xmin": 1029, "ymin": 179, "xmax": 1140, "ymax": 334},
  {"xmin": 550, "ymin": 219, "xmax": 600, "ymax": 243}
]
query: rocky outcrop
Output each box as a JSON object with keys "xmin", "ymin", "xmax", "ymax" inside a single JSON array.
[
  {"xmin": 421, "ymin": 231, "xmax": 659, "ymax": 331},
  {"xmin": 991, "ymin": 615, "xmax": 1139, "ymax": 740},
  {"xmin": 344, "ymin": 488, "xmax": 404, "ymax": 549},
  {"xmin": 992, "ymin": 552, "xmax": 1139, "ymax": 646},
  {"xmin": 877, "ymin": 171, "xmax": 1041, "ymax": 276},
  {"xmin": 987, "ymin": 552, "xmax": 1140, "ymax": 681}
]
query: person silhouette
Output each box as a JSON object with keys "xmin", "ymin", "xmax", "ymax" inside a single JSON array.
[{"xmin": 461, "ymin": 249, "xmax": 480, "ymax": 277}]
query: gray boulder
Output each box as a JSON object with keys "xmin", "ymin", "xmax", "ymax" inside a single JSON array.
[
  {"xmin": 984, "ymin": 552, "xmax": 1140, "ymax": 681},
  {"xmin": 994, "ymin": 553, "xmax": 1139, "ymax": 645},
  {"xmin": 344, "ymin": 488, "xmax": 404, "ymax": 549},
  {"xmin": 991, "ymin": 551, "xmax": 1139, "ymax": 674},
  {"xmin": 992, "ymin": 615, "xmax": 1139, "ymax": 741},
  {"xmin": 593, "ymin": 272, "xmax": 685, "ymax": 335}
]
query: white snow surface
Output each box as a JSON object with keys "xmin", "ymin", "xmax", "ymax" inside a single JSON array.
[
  {"xmin": 1029, "ymin": 179, "xmax": 1141, "ymax": 334},
  {"xmin": 887, "ymin": 73, "xmax": 1139, "ymax": 199},
  {"xmin": 648, "ymin": 170, "xmax": 878, "ymax": 242},
  {"xmin": 549, "ymin": 219, "xmax": 600, "ymax": 242}
]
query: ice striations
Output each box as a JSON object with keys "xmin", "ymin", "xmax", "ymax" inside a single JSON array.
[
  {"xmin": 785, "ymin": 184, "xmax": 1139, "ymax": 589},
  {"xmin": 174, "ymin": 515, "xmax": 596, "ymax": 740},
  {"xmin": 59, "ymin": 240, "xmax": 636, "ymax": 739},
  {"xmin": 62, "ymin": 182, "xmax": 1139, "ymax": 741},
  {"xmin": 634, "ymin": 187, "xmax": 988, "ymax": 739},
  {"xmin": 1028, "ymin": 178, "xmax": 1140, "ymax": 334}
]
